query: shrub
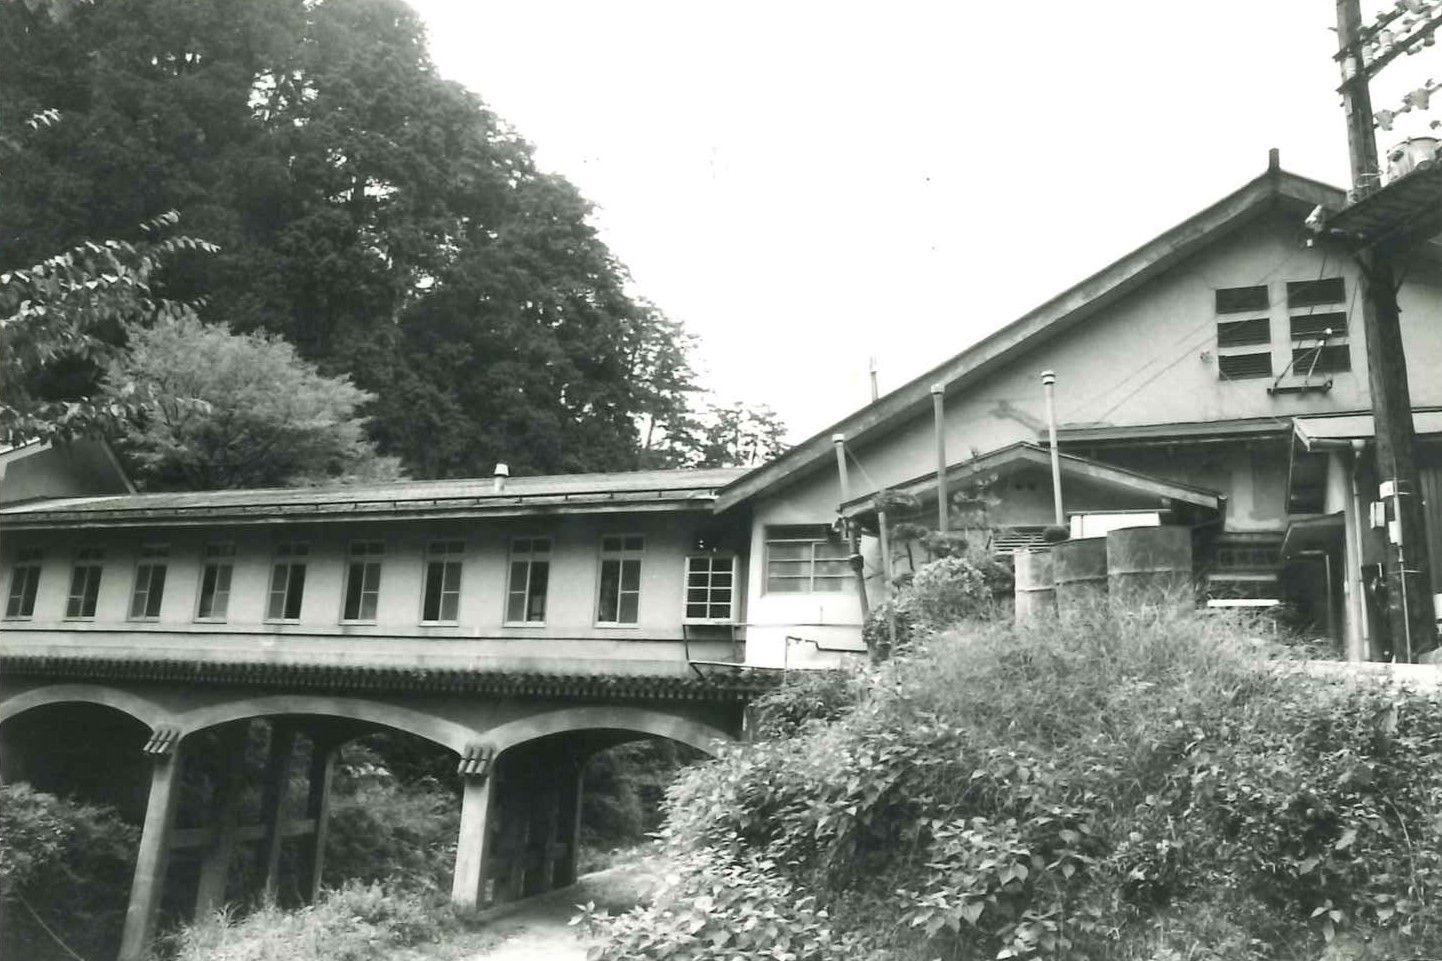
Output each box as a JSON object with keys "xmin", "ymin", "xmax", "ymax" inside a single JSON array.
[
  {"xmin": 749, "ymin": 668, "xmax": 864, "ymax": 740},
  {"xmin": 602, "ymin": 606, "xmax": 1442, "ymax": 960},
  {"xmin": 169, "ymin": 881, "xmax": 456, "ymax": 961},
  {"xmin": 0, "ymin": 783, "xmax": 140, "ymax": 961},
  {"xmin": 322, "ymin": 774, "xmax": 458, "ymax": 892}
]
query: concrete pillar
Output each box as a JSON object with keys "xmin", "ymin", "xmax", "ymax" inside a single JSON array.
[
  {"xmin": 299, "ymin": 738, "xmax": 337, "ymax": 903},
  {"xmin": 257, "ymin": 722, "xmax": 297, "ymax": 902},
  {"xmin": 193, "ymin": 725, "xmax": 249, "ymax": 921},
  {"xmin": 118, "ymin": 745, "xmax": 184, "ymax": 961},
  {"xmin": 451, "ymin": 772, "xmax": 497, "ymax": 909},
  {"xmin": 552, "ymin": 760, "xmax": 585, "ymax": 888}
]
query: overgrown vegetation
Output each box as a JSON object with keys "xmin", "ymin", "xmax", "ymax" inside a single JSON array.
[
  {"xmin": 586, "ymin": 563, "xmax": 1442, "ymax": 960},
  {"xmin": 0, "ymin": 783, "xmax": 140, "ymax": 961}
]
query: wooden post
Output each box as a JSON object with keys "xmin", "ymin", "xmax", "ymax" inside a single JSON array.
[
  {"xmin": 257, "ymin": 722, "xmax": 296, "ymax": 902},
  {"xmin": 193, "ymin": 725, "xmax": 249, "ymax": 921},
  {"xmin": 833, "ymin": 434, "xmax": 870, "ymax": 619},
  {"xmin": 1336, "ymin": 0, "xmax": 1438, "ymax": 660},
  {"xmin": 118, "ymin": 743, "xmax": 184, "ymax": 961},
  {"xmin": 299, "ymin": 737, "xmax": 337, "ymax": 902},
  {"xmin": 931, "ymin": 385, "xmax": 949, "ymax": 531},
  {"xmin": 451, "ymin": 772, "xmax": 497, "ymax": 909}
]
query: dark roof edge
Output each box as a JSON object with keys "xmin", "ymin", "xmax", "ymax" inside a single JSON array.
[
  {"xmin": 0, "ymin": 654, "xmax": 778, "ymax": 700},
  {"xmin": 716, "ymin": 167, "xmax": 1346, "ymax": 513}
]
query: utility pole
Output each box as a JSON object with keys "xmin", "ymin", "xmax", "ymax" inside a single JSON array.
[{"xmin": 1335, "ymin": 0, "xmax": 1438, "ymax": 660}]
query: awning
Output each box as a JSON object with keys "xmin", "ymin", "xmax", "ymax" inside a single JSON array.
[
  {"xmin": 1293, "ymin": 410, "xmax": 1442, "ymax": 451},
  {"xmin": 1281, "ymin": 513, "xmax": 1345, "ymax": 557},
  {"xmin": 840, "ymin": 441, "xmax": 1221, "ymax": 519}
]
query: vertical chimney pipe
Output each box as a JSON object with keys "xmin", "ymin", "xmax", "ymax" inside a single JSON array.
[
  {"xmin": 493, "ymin": 463, "xmax": 509, "ymax": 493},
  {"xmin": 1042, "ymin": 371, "xmax": 1064, "ymax": 527}
]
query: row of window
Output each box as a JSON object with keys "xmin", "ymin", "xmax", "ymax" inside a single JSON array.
[
  {"xmin": 1213, "ymin": 277, "xmax": 1352, "ymax": 380},
  {"xmin": 4, "ymin": 536, "xmax": 740, "ymax": 627}
]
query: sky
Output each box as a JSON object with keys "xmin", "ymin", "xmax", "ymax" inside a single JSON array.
[{"xmin": 407, "ymin": 1, "xmax": 1439, "ymax": 442}]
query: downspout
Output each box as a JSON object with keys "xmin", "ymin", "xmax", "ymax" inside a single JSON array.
[
  {"xmin": 834, "ymin": 434, "xmax": 870, "ymax": 621},
  {"xmin": 1348, "ymin": 439, "xmax": 1371, "ymax": 661},
  {"xmin": 1042, "ymin": 371, "xmax": 1064, "ymax": 527},
  {"xmin": 931, "ymin": 385, "xmax": 949, "ymax": 532}
]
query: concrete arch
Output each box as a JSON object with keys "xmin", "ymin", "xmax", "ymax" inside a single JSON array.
[
  {"xmin": 0, "ymin": 684, "xmax": 170, "ymax": 732},
  {"xmin": 486, "ymin": 705, "xmax": 733, "ymax": 758},
  {"xmin": 174, "ymin": 695, "xmax": 477, "ymax": 754}
]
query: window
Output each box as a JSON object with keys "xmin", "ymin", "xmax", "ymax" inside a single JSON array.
[
  {"xmin": 1289, "ymin": 311, "xmax": 1347, "ymax": 341},
  {"xmin": 596, "ymin": 535, "xmax": 644, "ymax": 625},
  {"xmin": 128, "ymin": 545, "xmax": 168, "ymax": 620},
  {"xmin": 5, "ymin": 549, "xmax": 42, "ymax": 619},
  {"xmin": 1286, "ymin": 277, "xmax": 1345, "ymax": 308},
  {"xmin": 341, "ymin": 541, "xmax": 384, "ymax": 622},
  {"xmin": 1292, "ymin": 344, "xmax": 1351, "ymax": 374},
  {"xmin": 267, "ymin": 543, "xmax": 308, "ymax": 621},
  {"xmin": 1215, "ymin": 285, "xmax": 1269, "ymax": 314},
  {"xmin": 1218, "ymin": 351, "xmax": 1272, "ymax": 379},
  {"xmin": 196, "ymin": 543, "xmax": 235, "ymax": 621},
  {"xmin": 1216, "ymin": 317, "xmax": 1270, "ymax": 348},
  {"xmin": 422, "ymin": 540, "xmax": 464, "ymax": 623},
  {"xmin": 685, "ymin": 554, "xmax": 735, "ymax": 622},
  {"xmin": 66, "ymin": 548, "xmax": 104, "ymax": 618},
  {"xmin": 505, "ymin": 537, "xmax": 550, "ymax": 624},
  {"xmin": 764, "ymin": 525, "xmax": 850, "ymax": 593}
]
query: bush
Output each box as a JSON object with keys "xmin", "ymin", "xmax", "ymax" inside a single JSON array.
[
  {"xmin": 749, "ymin": 668, "xmax": 864, "ymax": 740},
  {"xmin": 0, "ymin": 783, "xmax": 140, "ymax": 961},
  {"xmin": 169, "ymin": 881, "xmax": 456, "ymax": 961},
  {"xmin": 598, "ymin": 606, "xmax": 1442, "ymax": 960},
  {"xmin": 321, "ymin": 773, "xmax": 459, "ymax": 892}
]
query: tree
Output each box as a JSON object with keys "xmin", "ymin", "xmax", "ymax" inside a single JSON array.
[
  {"xmin": 102, "ymin": 313, "xmax": 400, "ymax": 489},
  {"xmin": 0, "ymin": 0, "xmax": 735, "ymax": 479},
  {"xmin": 645, "ymin": 399, "xmax": 790, "ymax": 469}
]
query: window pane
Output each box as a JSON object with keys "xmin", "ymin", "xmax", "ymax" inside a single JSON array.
[
  {"xmin": 423, "ymin": 562, "xmax": 444, "ymax": 621},
  {"xmin": 618, "ymin": 592, "xmax": 638, "ymax": 623},
  {"xmin": 686, "ymin": 602, "xmax": 708, "ymax": 618},
  {"xmin": 270, "ymin": 564, "xmax": 288, "ymax": 593},
  {"xmin": 597, "ymin": 559, "xmax": 620, "ymax": 622},
  {"xmin": 267, "ymin": 565, "xmax": 287, "ymax": 619},
  {"xmin": 82, "ymin": 568, "xmax": 101, "ymax": 616},
  {"xmin": 687, "ymin": 588, "xmax": 709, "ymax": 603},
  {"xmin": 505, "ymin": 589, "xmax": 526, "ymax": 623},
  {"xmin": 284, "ymin": 565, "xmax": 306, "ymax": 619},
  {"xmin": 767, "ymin": 542, "xmax": 808, "ymax": 560},
  {"xmin": 814, "ymin": 559, "xmax": 852, "ymax": 577},
  {"xmin": 526, "ymin": 561, "xmax": 548, "ymax": 621},
  {"xmin": 623, "ymin": 535, "xmax": 644, "ymax": 552},
  {"xmin": 601, "ymin": 536, "xmax": 623, "ymax": 553},
  {"xmin": 620, "ymin": 558, "xmax": 641, "ymax": 591},
  {"xmin": 766, "ymin": 576, "xmax": 804, "ymax": 593},
  {"xmin": 813, "ymin": 575, "xmax": 849, "ymax": 592},
  {"xmin": 440, "ymin": 590, "xmax": 459, "ymax": 622},
  {"xmin": 813, "ymin": 541, "xmax": 849, "ymax": 559},
  {"xmin": 359, "ymin": 590, "xmax": 378, "ymax": 621},
  {"xmin": 344, "ymin": 563, "xmax": 365, "ymax": 620},
  {"xmin": 441, "ymin": 562, "xmax": 462, "ymax": 592}
]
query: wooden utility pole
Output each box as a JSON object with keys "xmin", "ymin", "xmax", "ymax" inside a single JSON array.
[{"xmin": 1335, "ymin": 0, "xmax": 1438, "ymax": 660}]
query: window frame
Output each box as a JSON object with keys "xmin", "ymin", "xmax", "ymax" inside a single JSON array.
[
  {"xmin": 65, "ymin": 548, "xmax": 105, "ymax": 620},
  {"xmin": 340, "ymin": 540, "xmax": 385, "ymax": 624},
  {"xmin": 763, "ymin": 526, "xmax": 852, "ymax": 595},
  {"xmin": 420, "ymin": 539, "xmax": 465, "ymax": 625},
  {"xmin": 128, "ymin": 544, "xmax": 169, "ymax": 621},
  {"xmin": 4, "ymin": 549, "xmax": 43, "ymax": 620},
  {"xmin": 194, "ymin": 542, "xmax": 236, "ymax": 623},
  {"xmin": 595, "ymin": 534, "xmax": 645, "ymax": 627},
  {"xmin": 265, "ymin": 542, "xmax": 309, "ymax": 623},
  {"xmin": 503, "ymin": 536, "xmax": 551, "ymax": 626},
  {"xmin": 683, "ymin": 553, "xmax": 737, "ymax": 624}
]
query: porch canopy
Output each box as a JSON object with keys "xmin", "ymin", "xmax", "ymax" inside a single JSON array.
[
  {"xmin": 840, "ymin": 441, "xmax": 1222, "ymax": 538},
  {"xmin": 1292, "ymin": 410, "xmax": 1442, "ymax": 451}
]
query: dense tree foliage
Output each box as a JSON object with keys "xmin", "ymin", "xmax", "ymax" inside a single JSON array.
[
  {"xmin": 0, "ymin": 0, "xmax": 781, "ymax": 476},
  {"xmin": 104, "ymin": 314, "xmax": 398, "ymax": 488}
]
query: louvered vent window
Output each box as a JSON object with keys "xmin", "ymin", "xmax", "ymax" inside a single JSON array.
[
  {"xmin": 1215, "ymin": 285, "xmax": 1269, "ymax": 314},
  {"xmin": 1290, "ymin": 312, "xmax": 1347, "ymax": 340},
  {"xmin": 1286, "ymin": 278, "xmax": 1345, "ymax": 308},
  {"xmin": 1215, "ymin": 285, "xmax": 1271, "ymax": 381},
  {"xmin": 1292, "ymin": 344, "xmax": 1351, "ymax": 374},
  {"xmin": 1218, "ymin": 352, "xmax": 1273, "ymax": 379}
]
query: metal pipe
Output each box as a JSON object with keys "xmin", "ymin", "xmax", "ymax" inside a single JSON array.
[
  {"xmin": 931, "ymin": 385, "xmax": 948, "ymax": 532},
  {"xmin": 832, "ymin": 434, "xmax": 850, "ymax": 503},
  {"xmin": 833, "ymin": 434, "xmax": 870, "ymax": 621},
  {"xmin": 1348, "ymin": 439, "xmax": 1371, "ymax": 661},
  {"xmin": 1042, "ymin": 371, "xmax": 1064, "ymax": 527},
  {"xmin": 869, "ymin": 356, "xmax": 879, "ymax": 402}
]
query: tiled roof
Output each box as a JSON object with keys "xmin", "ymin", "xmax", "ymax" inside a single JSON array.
[
  {"xmin": 0, "ymin": 652, "xmax": 780, "ymax": 701},
  {"xmin": 0, "ymin": 467, "xmax": 749, "ymax": 527}
]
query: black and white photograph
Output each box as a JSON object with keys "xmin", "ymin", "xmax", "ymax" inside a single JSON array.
[{"xmin": 1, "ymin": 1, "xmax": 1441, "ymax": 958}]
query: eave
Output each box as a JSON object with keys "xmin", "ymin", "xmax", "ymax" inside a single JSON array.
[{"xmin": 717, "ymin": 165, "xmax": 1345, "ymax": 512}]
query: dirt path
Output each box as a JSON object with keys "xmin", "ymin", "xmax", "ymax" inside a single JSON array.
[{"xmin": 461, "ymin": 858, "xmax": 664, "ymax": 961}]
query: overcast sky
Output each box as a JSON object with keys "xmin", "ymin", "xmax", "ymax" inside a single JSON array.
[{"xmin": 407, "ymin": 1, "xmax": 1437, "ymax": 442}]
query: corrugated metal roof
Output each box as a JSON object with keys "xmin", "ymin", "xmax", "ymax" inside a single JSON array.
[
  {"xmin": 0, "ymin": 467, "xmax": 749, "ymax": 525},
  {"xmin": 1293, "ymin": 411, "xmax": 1442, "ymax": 449}
]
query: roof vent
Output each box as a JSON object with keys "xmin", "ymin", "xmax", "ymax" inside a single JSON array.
[{"xmin": 493, "ymin": 463, "xmax": 509, "ymax": 493}]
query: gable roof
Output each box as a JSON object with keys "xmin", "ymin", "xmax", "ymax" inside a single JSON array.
[
  {"xmin": 838, "ymin": 441, "xmax": 1222, "ymax": 518},
  {"xmin": 0, "ymin": 467, "xmax": 748, "ymax": 529},
  {"xmin": 716, "ymin": 160, "xmax": 1345, "ymax": 513}
]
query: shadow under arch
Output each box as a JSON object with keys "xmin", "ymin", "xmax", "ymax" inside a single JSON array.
[
  {"xmin": 485, "ymin": 705, "xmax": 733, "ymax": 758},
  {"xmin": 0, "ymin": 684, "xmax": 170, "ymax": 732},
  {"xmin": 173, "ymin": 694, "xmax": 478, "ymax": 753}
]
